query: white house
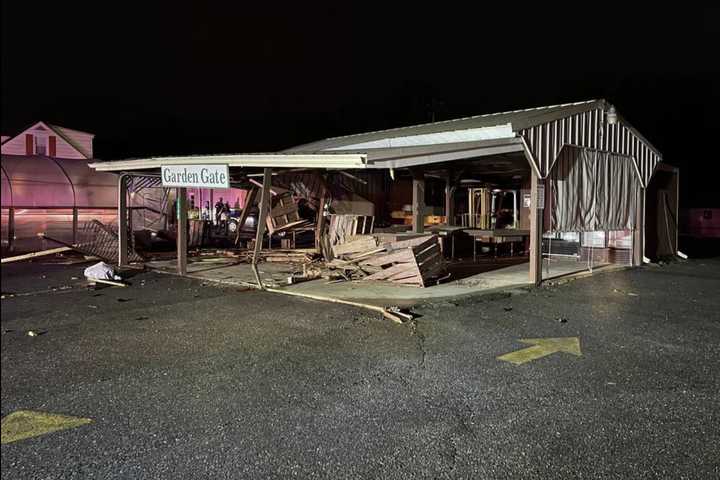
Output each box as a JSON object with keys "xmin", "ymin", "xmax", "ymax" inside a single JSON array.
[{"xmin": 1, "ymin": 121, "xmax": 94, "ymax": 159}]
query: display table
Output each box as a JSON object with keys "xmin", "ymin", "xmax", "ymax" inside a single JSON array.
[
  {"xmin": 464, "ymin": 229, "xmax": 530, "ymax": 261},
  {"xmin": 426, "ymin": 225, "xmax": 465, "ymax": 259}
]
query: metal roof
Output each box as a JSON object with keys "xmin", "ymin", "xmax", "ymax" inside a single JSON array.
[
  {"xmin": 88, "ymin": 99, "xmax": 664, "ymax": 184},
  {"xmin": 285, "ymin": 100, "xmax": 603, "ymax": 152},
  {"xmin": 89, "ymin": 153, "xmax": 369, "ymax": 172}
]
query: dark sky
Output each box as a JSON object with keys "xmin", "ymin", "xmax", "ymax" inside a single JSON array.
[{"xmin": 2, "ymin": 4, "xmax": 719, "ymax": 205}]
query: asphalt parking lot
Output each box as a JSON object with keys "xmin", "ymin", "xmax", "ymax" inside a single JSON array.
[{"xmin": 2, "ymin": 258, "xmax": 719, "ymax": 479}]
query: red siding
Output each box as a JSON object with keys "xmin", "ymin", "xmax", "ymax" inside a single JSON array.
[
  {"xmin": 25, "ymin": 134, "xmax": 33, "ymax": 155},
  {"xmin": 49, "ymin": 136, "xmax": 57, "ymax": 157}
]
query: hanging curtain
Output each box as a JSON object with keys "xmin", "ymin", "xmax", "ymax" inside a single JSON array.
[{"xmin": 550, "ymin": 146, "xmax": 639, "ymax": 232}]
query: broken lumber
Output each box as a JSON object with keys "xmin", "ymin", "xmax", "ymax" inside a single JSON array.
[
  {"xmin": 362, "ymin": 235, "xmax": 444, "ymax": 287},
  {"xmin": 323, "ymin": 233, "xmax": 445, "ymax": 287},
  {"xmin": 1, "ymin": 247, "xmax": 72, "ymax": 264},
  {"xmin": 331, "ymin": 235, "xmax": 377, "ymax": 257},
  {"xmin": 262, "ymin": 287, "xmax": 406, "ymax": 324},
  {"xmin": 89, "ymin": 278, "xmax": 128, "ymax": 287}
]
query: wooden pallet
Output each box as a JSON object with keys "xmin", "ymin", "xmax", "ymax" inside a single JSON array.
[
  {"xmin": 363, "ymin": 235, "xmax": 443, "ymax": 287},
  {"xmin": 266, "ymin": 192, "xmax": 303, "ymax": 234}
]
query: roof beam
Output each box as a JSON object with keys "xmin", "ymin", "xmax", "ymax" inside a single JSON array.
[{"xmin": 89, "ymin": 154, "xmax": 368, "ymax": 172}]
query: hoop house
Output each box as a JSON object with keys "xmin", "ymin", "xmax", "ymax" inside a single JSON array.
[{"xmin": 1, "ymin": 154, "xmax": 118, "ymax": 253}]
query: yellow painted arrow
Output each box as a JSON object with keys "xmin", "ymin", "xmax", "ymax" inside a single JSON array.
[
  {"xmin": 1, "ymin": 410, "xmax": 92, "ymax": 444},
  {"xmin": 497, "ymin": 337, "xmax": 582, "ymax": 365}
]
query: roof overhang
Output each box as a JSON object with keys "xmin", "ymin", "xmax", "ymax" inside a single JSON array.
[
  {"xmin": 89, "ymin": 153, "xmax": 369, "ymax": 172},
  {"xmin": 324, "ymin": 123, "xmax": 515, "ymax": 151},
  {"xmin": 89, "ymin": 138, "xmax": 527, "ymax": 174},
  {"xmin": 363, "ymin": 138, "xmax": 525, "ymax": 169}
]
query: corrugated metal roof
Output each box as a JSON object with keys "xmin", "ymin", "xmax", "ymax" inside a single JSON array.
[{"xmin": 285, "ymin": 100, "xmax": 603, "ymax": 152}]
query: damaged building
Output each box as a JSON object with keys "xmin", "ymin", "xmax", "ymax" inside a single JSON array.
[{"xmin": 82, "ymin": 100, "xmax": 677, "ymax": 306}]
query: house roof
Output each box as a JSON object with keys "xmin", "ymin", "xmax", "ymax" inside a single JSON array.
[
  {"xmin": 1, "ymin": 121, "xmax": 92, "ymax": 158},
  {"xmin": 46, "ymin": 123, "xmax": 92, "ymax": 158},
  {"xmin": 285, "ymin": 100, "xmax": 604, "ymax": 152}
]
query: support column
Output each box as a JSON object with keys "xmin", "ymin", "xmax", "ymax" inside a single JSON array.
[
  {"xmin": 445, "ymin": 173, "xmax": 455, "ymax": 226},
  {"xmin": 72, "ymin": 207, "xmax": 79, "ymax": 245},
  {"xmin": 177, "ymin": 187, "xmax": 188, "ymax": 275},
  {"xmin": 412, "ymin": 170, "xmax": 425, "ymax": 233},
  {"xmin": 672, "ymin": 170, "xmax": 679, "ymax": 254},
  {"xmin": 252, "ymin": 168, "xmax": 272, "ymax": 289},
  {"xmin": 118, "ymin": 175, "xmax": 128, "ymax": 266},
  {"xmin": 633, "ymin": 187, "xmax": 645, "ymax": 266},
  {"xmin": 529, "ymin": 169, "xmax": 543, "ymax": 285},
  {"xmin": 315, "ymin": 175, "xmax": 328, "ymax": 254},
  {"xmin": 7, "ymin": 207, "xmax": 15, "ymax": 253}
]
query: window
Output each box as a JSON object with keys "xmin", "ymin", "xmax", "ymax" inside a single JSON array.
[
  {"xmin": 582, "ymin": 231, "xmax": 606, "ymax": 248},
  {"xmin": 34, "ymin": 135, "xmax": 47, "ymax": 155}
]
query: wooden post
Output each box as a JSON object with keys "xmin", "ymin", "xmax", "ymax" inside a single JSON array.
[
  {"xmin": 118, "ymin": 175, "xmax": 128, "ymax": 266},
  {"xmin": 252, "ymin": 168, "xmax": 272, "ymax": 288},
  {"xmin": 633, "ymin": 187, "xmax": 645, "ymax": 266},
  {"xmin": 7, "ymin": 207, "xmax": 15, "ymax": 253},
  {"xmin": 177, "ymin": 187, "xmax": 188, "ymax": 275},
  {"xmin": 315, "ymin": 179, "xmax": 328, "ymax": 254},
  {"xmin": 529, "ymin": 169, "xmax": 543, "ymax": 285},
  {"xmin": 412, "ymin": 170, "xmax": 425, "ymax": 233},
  {"xmin": 445, "ymin": 173, "xmax": 455, "ymax": 226}
]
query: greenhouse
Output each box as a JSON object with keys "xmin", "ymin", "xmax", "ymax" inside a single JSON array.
[{"xmin": 1, "ymin": 154, "xmax": 117, "ymax": 253}]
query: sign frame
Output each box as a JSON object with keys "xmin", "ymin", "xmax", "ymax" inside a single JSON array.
[{"xmin": 161, "ymin": 164, "xmax": 230, "ymax": 189}]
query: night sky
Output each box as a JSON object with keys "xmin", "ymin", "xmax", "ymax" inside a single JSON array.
[{"xmin": 2, "ymin": 4, "xmax": 718, "ymax": 206}]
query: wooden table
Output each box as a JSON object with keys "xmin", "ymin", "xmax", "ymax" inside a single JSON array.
[
  {"xmin": 464, "ymin": 229, "xmax": 530, "ymax": 261},
  {"xmin": 426, "ymin": 225, "xmax": 465, "ymax": 259}
]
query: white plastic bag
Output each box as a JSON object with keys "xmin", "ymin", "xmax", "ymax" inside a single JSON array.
[{"xmin": 84, "ymin": 262, "xmax": 121, "ymax": 281}]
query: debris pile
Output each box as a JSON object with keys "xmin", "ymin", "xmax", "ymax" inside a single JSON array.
[
  {"xmin": 326, "ymin": 234, "xmax": 445, "ymax": 287},
  {"xmin": 265, "ymin": 192, "xmax": 313, "ymax": 234},
  {"xmin": 235, "ymin": 249, "xmax": 318, "ymax": 264}
]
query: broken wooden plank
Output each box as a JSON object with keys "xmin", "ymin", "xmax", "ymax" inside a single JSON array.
[
  {"xmin": 382, "ymin": 235, "xmax": 434, "ymax": 251},
  {"xmin": 345, "ymin": 247, "xmax": 386, "ymax": 261},
  {"xmin": 365, "ymin": 262, "xmax": 417, "ymax": 281},
  {"xmin": 262, "ymin": 287, "xmax": 406, "ymax": 324},
  {"xmin": 90, "ymin": 278, "xmax": 128, "ymax": 287},
  {"xmin": 270, "ymin": 202, "xmax": 300, "ymax": 218},
  {"xmin": 360, "ymin": 249, "xmax": 413, "ymax": 267},
  {"xmin": 271, "ymin": 219, "xmax": 310, "ymax": 234},
  {"xmin": 249, "ymin": 178, "xmax": 278, "ymax": 195},
  {"xmin": 332, "ymin": 236, "xmax": 378, "ymax": 257},
  {"xmin": 1, "ymin": 247, "xmax": 72, "ymax": 264}
]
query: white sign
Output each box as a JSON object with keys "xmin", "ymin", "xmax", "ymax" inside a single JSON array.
[
  {"xmin": 523, "ymin": 193, "xmax": 532, "ymax": 208},
  {"xmin": 537, "ymin": 185, "xmax": 545, "ymax": 210},
  {"xmin": 161, "ymin": 164, "xmax": 229, "ymax": 188}
]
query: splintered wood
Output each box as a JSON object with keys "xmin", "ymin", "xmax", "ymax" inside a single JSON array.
[
  {"xmin": 265, "ymin": 192, "xmax": 311, "ymax": 234},
  {"xmin": 237, "ymin": 249, "xmax": 317, "ymax": 264},
  {"xmin": 328, "ymin": 234, "xmax": 444, "ymax": 287},
  {"xmin": 327, "ymin": 214, "xmax": 375, "ymax": 257}
]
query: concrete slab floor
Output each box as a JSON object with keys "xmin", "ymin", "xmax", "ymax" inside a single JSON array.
[{"xmin": 146, "ymin": 257, "xmax": 624, "ymax": 307}]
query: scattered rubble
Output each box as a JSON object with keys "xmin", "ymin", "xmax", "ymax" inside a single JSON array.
[{"xmin": 325, "ymin": 234, "xmax": 445, "ymax": 287}]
